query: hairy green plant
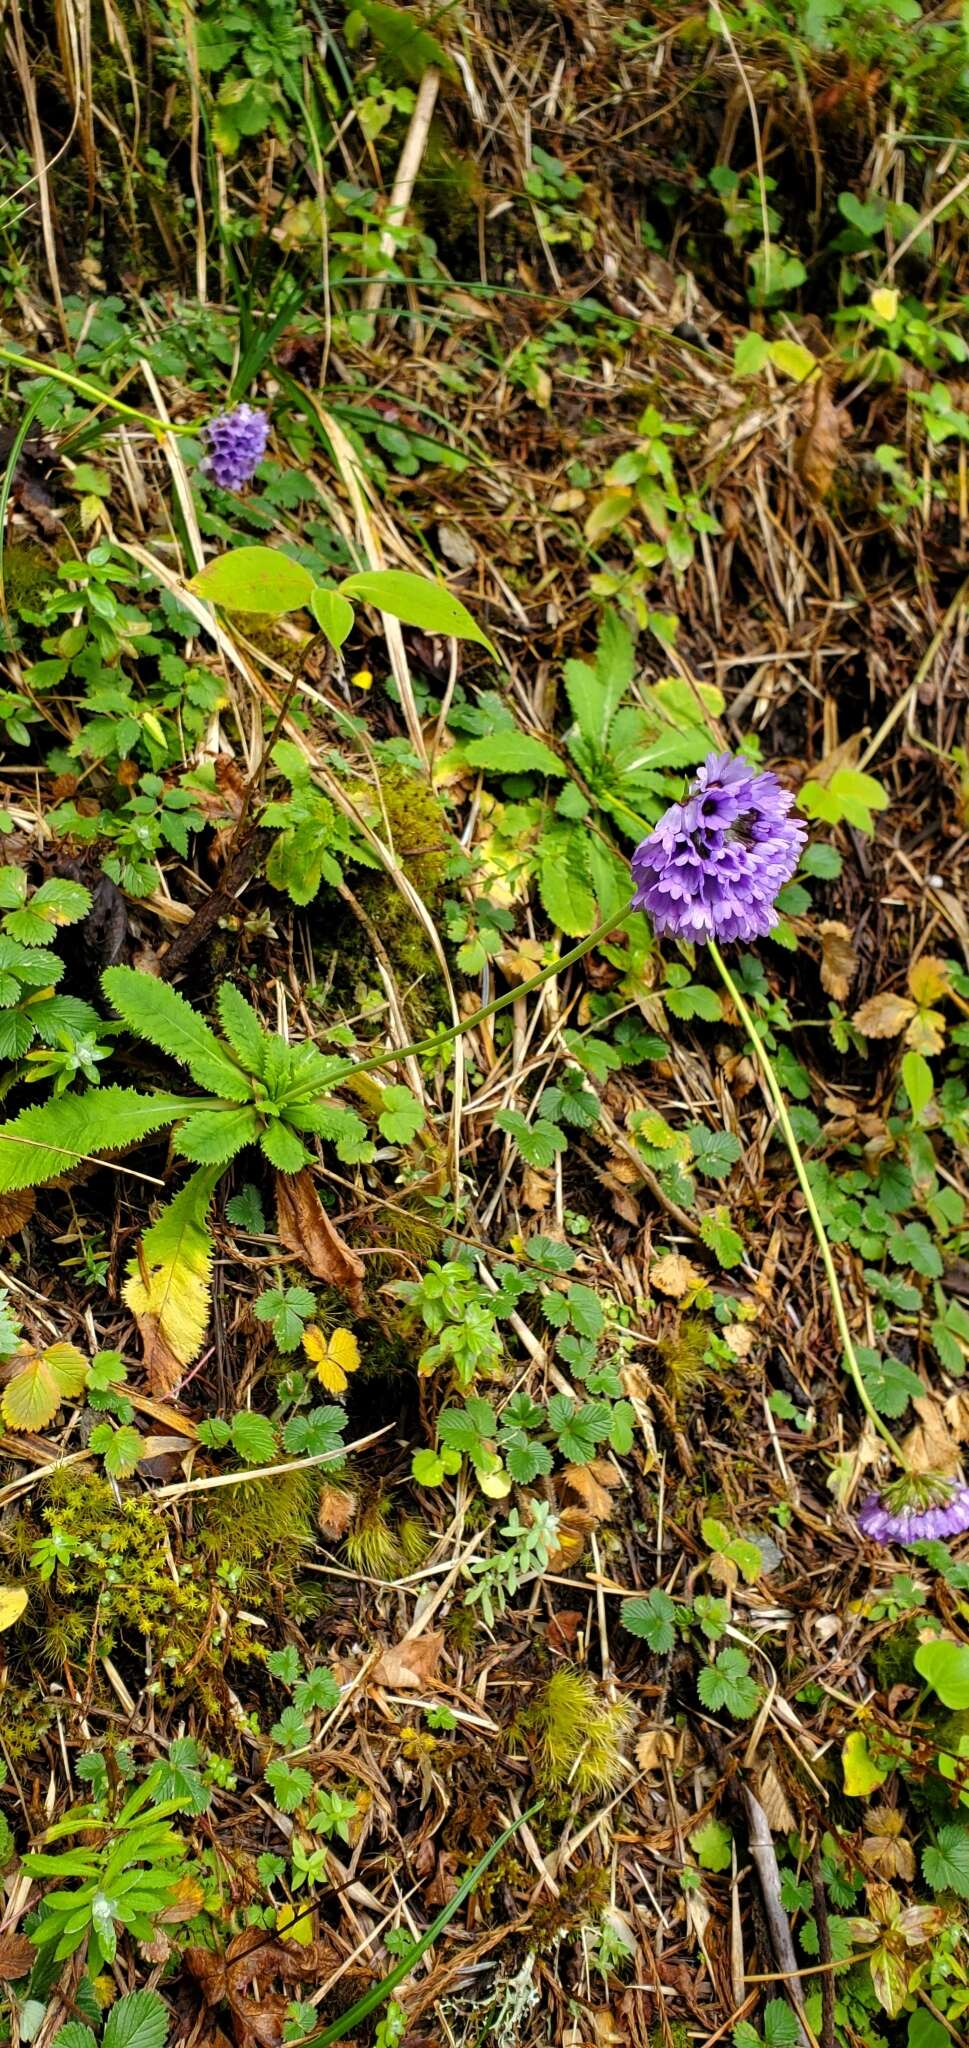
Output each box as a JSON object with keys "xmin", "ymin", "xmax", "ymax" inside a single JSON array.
[{"xmin": 533, "ymin": 1667, "xmax": 633, "ymax": 1796}]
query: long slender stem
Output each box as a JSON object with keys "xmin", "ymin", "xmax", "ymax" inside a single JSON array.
[
  {"xmin": 333, "ymin": 905, "xmax": 634, "ymax": 1084},
  {"xmin": 708, "ymin": 940, "xmax": 905, "ymax": 1465},
  {"xmin": 0, "ymin": 344, "xmax": 192, "ymax": 437}
]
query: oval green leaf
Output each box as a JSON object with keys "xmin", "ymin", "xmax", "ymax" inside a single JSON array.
[
  {"xmin": 190, "ymin": 546, "xmax": 315, "ymax": 617},
  {"xmin": 338, "ymin": 569, "xmax": 497, "ymax": 655},
  {"xmin": 914, "ymin": 1637, "xmax": 969, "ymax": 1709},
  {"xmin": 310, "ymin": 585, "xmax": 355, "ymax": 652}
]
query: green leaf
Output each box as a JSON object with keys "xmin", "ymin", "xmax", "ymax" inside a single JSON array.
[
  {"xmin": 699, "ymin": 1206, "xmax": 745, "ymax": 1268},
  {"xmin": 190, "ymin": 546, "xmax": 315, "ymax": 617},
  {"xmin": 690, "ymin": 1817, "xmax": 732, "ymax": 1871},
  {"xmin": 762, "ymin": 2002, "xmax": 803, "ymax": 2048},
  {"xmin": 124, "ymin": 1165, "xmax": 222, "ymax": 1371},
  {"xmin": 687, "ymin": 1125, "xmax": 742, "ymax": 1181},
  {"xmin": 902, "ymin": 1050, "xmax": 933, "ymax": 1118},
  {"xmin": 495, "ymin": 1108, "xmax": 567, "ymax": 1168},
  {"xmin": 259, "ymin": 1121, "xmax": 310, "ymax": 1172},
  {"xmin": 310, "ymin": 584, "xmax": 355, "ymax": 652},
  {"xmin": 768, "ymin": 338, "xmax": 818, "ymax": 382},
  {"xmin": 217, "ymin": 982, "xmax": 267, "ymax": 1074},
  {"xmin": 231, "ymin": 1411, "xmax": 279, "ymax": 1464},
  {"xmin": 697, "ymin": 1647, "xmax": 759, "ymax": 1719},
  {"xmin": 0, "ymin": 1087, "xmax": 182, "ymax": 1193},
  {"xmin": 174, "ymin": 1106, "xmax": 260, "ymax": 1165},
  {"xmin": 915, "ymin": 1637, "xmax": 969, "ymax": 1708},
  {"xmin": 537, "ymin": 825, "xmax": 597, "ymax": 936},
  {"xmin": 2, "ymin": 1341, "xmax": 88, "ymax": 1430},
  {"xmin": 462, "ymin": 731, "xmax": 565, "ymax": 778},
  {"xmin": 226, "ymin": 1182, "xmax": 266, "ymax": 1232},
  {"xmin": 265, "ymin": 1758, "xmax": 313, "ymax": 1813},
  {"xmin": 621, "ymin": 1588, "xmax": 677, "ymax": 1652},
  {"xmin": 89, "ymin": 1423, "xmax": 145, "ymax": 1478},
  {"xmin": 922, "ymin": 1824, "xmax": 969, "ymax": 1899},
  {"xmin": 378, "ymin": 1085, "xmax": 425, "ymax": 1144},
  {"xmin": 339, "ymin": 568, "xmax": 495, "ymax": 653},
  {"xmin": 856, "ymin": 1345, "xmax": 922, "ymax": 1418},
  {"xmin": 346, "ymin": 1, "xmax": 458, "ymax": 83},
  {"xmin": 842, "ymin": 1727, "xmax": 889, "ymax": 1797},
  {"xmin": 102, "ymin": 967, "xmax": 251, "ymax": 1098},
  {"xmin": 101, "ymin": 1989, "xmax": 170, "ymax": 2048},
  {"xmin": 799, "ymin": 769, "xmax": 889, "ymax": 836},
  {"xmin": 733, "ymin": 331, "xmax": 771, "ymax": 376}
]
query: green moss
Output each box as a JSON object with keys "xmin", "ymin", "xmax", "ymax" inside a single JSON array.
[
  {"xmin": 532, "ymin": 1667, "xmax": 633, "ymax": 1796},
  {"xmin": 870, "ymin": 1621, "xmax": 921, "ymax": 1691},
  {"xmin": 1, "ymin": 543, "xmax": 58, "ymax": 613},
  {"xmin": 194, "ymin": 1468, "xmax": 318, "ymax": 1570}
]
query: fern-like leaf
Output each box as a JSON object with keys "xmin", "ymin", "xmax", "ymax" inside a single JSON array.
[
  {"xmin": 102, "ymin": 967, "xmax": 252, "ymax": 1100},
  {"xmin": 124, "ymin": 1164, "xmax": 221, "ymax": 1372},
  {"xmin": 0, "ymin": 1088, "xmax": 184, "ymax": 1193},
  {"xmin": 216, "ymin": 982, "xmax": 267, "ymax": 1075}
]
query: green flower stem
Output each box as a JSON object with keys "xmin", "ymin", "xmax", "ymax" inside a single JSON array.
[
  {"xmin": 0, "ymin": 344, "xmax": 192, "ymax": 437},
  {"xmin": 709, "ymin": 940, "xmax": 905, "ymax": 1465},
  {"xmin": 334, "ymin": 904, "xmax": 634, "ymax": 1086}
]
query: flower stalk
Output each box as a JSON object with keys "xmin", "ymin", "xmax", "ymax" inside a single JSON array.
[
  {"xmin": 709, "ymin": 939, "xmax": 905, "ymax": 1465},
  {"xmin": 0, "ymin": 343, "xmax": 189, "ymax": 437}
]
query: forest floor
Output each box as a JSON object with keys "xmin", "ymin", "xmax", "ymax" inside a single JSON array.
[{"xmin": 1, "ymin": 6, "xmax": 969, "ymax": 2048}]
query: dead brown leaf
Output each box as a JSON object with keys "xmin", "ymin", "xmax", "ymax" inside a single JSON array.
[
  {"xmin": 755, "ymin": 1761, "xmax": 795, "ymax": 1834},
  {"xmin": 0, "ymin": 1188, "xmax": 34, "ymax": 1240},
  {"xmin": 903, "ymin": 1395, "xmax": 959, "ymax": 1476},
  {"xmin": 0, "ymin": 1933, "xmax": 35, "ymax": 1980},
  {"xmin": 372, "ymin": 1630, "xmax": 444, "ymax": 1691},
  {"xmin": 795, "ymin": 378, "xmax": 843, "ymax": 497},
  {"xmin": 275, "ymin": 1170, "xmax": 364, "ymax": 1314},
  {"xmin": 651, "ymin": 1251, "xmax": 702, "ymax": 1298},
  {"xmin": 135, "ymin": 1314, "xmax": 186, "ymax": 1399},
  {"xmin": 852, "ymin": 991, "xmax": 917, "ymax": 1038},
  {"xmin": 317, "ymin": 1481, "xmax": 357, "ymax": 1540},
  {"xmin": 863, "ymin": 1805, "xmax": 915, "ymax": 1881},
  {"xmin": 561, "ymin": 1459, "xmax": 620, "ymax": 1520},
  {"xmin": 548, "ymin": 1506, "xmax": 595, "ymax": 1570},
  {"xmin": 819, "ymin": 920, "xmax": 857, "ymax": 1002},
  {"xmin": 636, "ymin": 1727, "xmax": 677, "ymax": 1772},
  {"xmin": 721, "ymin": 1322, "xmax": 755, "ymax": 1359}
]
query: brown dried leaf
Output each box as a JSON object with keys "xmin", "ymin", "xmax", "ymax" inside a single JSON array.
[
  {"xmin": 651, "ymin": 1252, "xmax": 703, "ymax": 1299},
  {"xmin": 721, "ymin": 1322, "xmax": 755, "ymax": 1359},
  {"xmin": 560, "ymin": 1458, "xmax": 620, "ymax": 1521},
  {"xmin": 795, "ymin": 379, "xmax": 843, "ymax": 497},
  {"xmin": 548, "ymin": 1506, "xmax": 595, "ymax": 1570},
  {"xmin": 317, "ymin": 1481, "xmax": 357, "ymax": 1540},
  {"xmin": 521, "ymin": 1165, "xmax": 553, "ymax": 1211},
  {"xmin": 135, "ymin": 1314, "xmax": 185, "ymax": 1399},
  {"xmin": 755, "ymin": 1762, "xmax": 795, "ymax": 1834},
  {"xmin": 371, "ymin": 1629, "xmax": 443, "ymax": 1691},
  {"xmin": 852, "ymin": 992, "xmax": 917, "ymax": 1039},
  {"xmin": 863, "ymin": 1805, "xmax": 916, "ymax": 1881},
  {"xmin": 0, "ymin": 1933, "xmax": 36, "ymax": 1980},
  {"xmin": 0, "ymin": 1188, "xmax": 34, "ymax": 1240},
  {"xmin": 819, "ymin": 920, "xmax": 857, "ymax": 1003},
  {"xmin": 903, "ymin": 1395, "xmax": 959, "ymax": 1476},
  {"xmin": 275, "ymin": 1170, "xmax": 364, "ymax": 1315},
  {"xmin": 636, "ymin": 1727, "xmax": 677, "ymax": 1773}
]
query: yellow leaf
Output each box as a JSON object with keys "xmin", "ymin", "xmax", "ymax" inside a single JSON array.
[
  {"xmin": 276, "ymin": 1902, "xmax": 313, "ymax": 1945},
  {"xmin": 1, "ymin": 1342, "xmax": 88, "ymax": 1430},
  {"xmin": 0, "ymin": 1584, "xmax": 27, "ymax": 1630},
  {"xmin": 903, "ymin": 1007, "xmax": 946, "ymax": 1056},
  {"xmin": 852, "ymin": 992, "xmax": 917, "ymax": 1039},
  {"xmin": 907, "ymin": 956, "xmax": 950, "ymax": 1006},
  {"xmin": 843, "ymin": 1728, "xmax": 889, "ymax": 1797},
  {"xmin": 351, "ymin": 669, "xmax": 373, "ymax": 692},
  {"xmin": 303, "ymin": 1324, "xmax": 360, "ymax": 1395},
  {"xmin": 768, "ymin": 337, "xmax": 818, "ymax": 382},
  {"xmin": 124, "ymin": 1166, "xmax": 220, "ymax": 1373},
  {"xmin": 478, "ymin": 1463, "xmax": 512, "ymax": 1500},
  {"xmin": 870, "ymin": 287, "xmax": 899, "ymax": 323}
]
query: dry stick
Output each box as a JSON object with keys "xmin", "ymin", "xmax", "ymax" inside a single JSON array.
[
  {"xmin": 362, "ymin": 67, "xmax": 441, "ymax": 316},
  {"xmin": 743, "ymin": 1788, "xmax": 813, "ymax": 2048}
]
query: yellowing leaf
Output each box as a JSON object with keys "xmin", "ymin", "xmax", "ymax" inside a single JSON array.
[
  {"xmin": 843, "ymin": 1727, "xmax": 889, "ymax": 1797},
  {"xmin": 903, "ymin": 1007, "xmax": 946, "ymax": 1056},
  {"xmin": 303, "ymin": 1324, "xmax": 360, "ymax": 1395},
  {"xmin": 651, "ymin": 1251, "xmax": 703, "ymax": 1298},
  {"xmin": 276, "ymin": 1902, "xmax": 313, "ymax": 1945},
  {"xmin": 870, "ymin": 287, "xmax": 899, "ymax": 323},
  {"xmin": 124, "ymin": 1165, "xmax": 221, "ymax": 1384},
  {"xmin": 0, "ymin": 1584, "xmax": 27, "ymax": 1630},
  {"xmin": 852, "ymin": 992, "xmax": 917, "ymax": 1039},
  {"xmin": 907, "ymin": 956, "xmax": 950, "ymax": 1006},
  {"xmin": 1, "ymin": 1342, "xmax": 88, "ymax": 1430},
  {"xmin": 768, "ymin": 337, "xmax": 818, "ymax": 382}
]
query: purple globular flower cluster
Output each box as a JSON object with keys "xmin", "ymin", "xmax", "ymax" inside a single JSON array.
[
  {"xmin": 201, "ymin": 404, "xmax": 269, "ymax": 491},
  {"xmin": 857, "ymin": 1477, "xmax": 969, "ymax": 1546},
  {"xmin": 631, "ymin": 751, "xmax": 807, "ymax": 944}
]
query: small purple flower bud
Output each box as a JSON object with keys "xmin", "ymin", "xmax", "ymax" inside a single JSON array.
[
  {"xmin": 631, "ymin": 751, "xmax": 807, "ymax": 945},
  {"xmin": 857, "ymin": 1475, "xmax": 969, "ymax": 1547},
  {"xmin": 201, "ymin": 404, "xmax": 269, "ymax": 491}
]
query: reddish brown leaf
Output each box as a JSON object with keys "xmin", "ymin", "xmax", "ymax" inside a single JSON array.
[
  {"xmin": 0, "ymin": 1188, "xmax": 34, "ymax": 1239},
  {"xmin": 0, "ymin": 1933, "xmax": 35, "ymax": 1980},
  {"xmin": 135, "ymin": 1312, "xmax": 186, "ymax": 1398},
  {"xmin": 371, "ymin": 1630, "xmax": 443, "ymax": 1691},
  {"xmin": 275, "ymin": 1170, "xmax": 365, "ymax": 1314}
]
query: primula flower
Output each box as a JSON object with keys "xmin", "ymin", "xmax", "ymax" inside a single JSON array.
[
  {"xmin": 631, "ymin": 751, "xmax": 806, "ymax": 944},
  {"xmin": 857, "ymin": 1474, "xmax": 969, "ymax": 1546},
  {"xmin": 201, "ymin": 404, "xmax": 269, "ymax": 490}
]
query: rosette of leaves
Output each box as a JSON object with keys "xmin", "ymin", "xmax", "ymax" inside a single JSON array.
[
  {"xmin": 0, "ymin": 971, "xmax": 381, "ymax": 1377},
  {"xmin": 0, "ymin": 865, "xmax": 100, "ymax": 1059}
]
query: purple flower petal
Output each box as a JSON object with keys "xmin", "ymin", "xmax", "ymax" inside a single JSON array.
[
  {"xmin": 857, "ymin": 1480, "xmax": 969, "ymax": 1547},
  {"xmin": 631, "ymin": 752, "xmax": 806, "ymax": 945},
  {"xmin": 201, "ymin": 404, "xmax": 269, "ymax": 491}
]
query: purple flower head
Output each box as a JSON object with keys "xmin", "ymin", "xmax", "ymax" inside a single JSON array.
[
  {"xmin": 201, "ymin": 404, "xmax": 269, "ymax": 491},
  {"xmin": 857, "ymin": 1473, "xmax": 969, "ymax": 1547},
  {"xmin": 631, "ymin": 751, "xmax": 807, "ymax": 945}
]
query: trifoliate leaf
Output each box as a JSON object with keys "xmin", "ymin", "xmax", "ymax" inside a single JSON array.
[{"xmin": 1, "ymin": 1341, "xmax": 88, "ymax": 1429}]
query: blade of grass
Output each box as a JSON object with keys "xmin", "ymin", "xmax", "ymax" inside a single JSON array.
[{"xmin": 299, "ymin": 1799, "xmax": 542, "ymax": 2045}]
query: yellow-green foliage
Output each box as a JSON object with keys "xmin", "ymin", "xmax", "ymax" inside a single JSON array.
[
  {"xmin": 36, "ymin": 1468, "xmax": 210, "ymax": 1657},
  {"xmin": 660, "ymin": 1316, "xmax": 710, "ymax": 1408},
  {"xmin": 194, "ymin": 1468, "xmax": 318, "ymax": 1568},
  {"xmin": 344, "ymin": 1496, "xmax": 430, "ymax": 1579},
  {"xmin": 534, "ymin": 1667, "xmax": 633, "ymax": 1796}
]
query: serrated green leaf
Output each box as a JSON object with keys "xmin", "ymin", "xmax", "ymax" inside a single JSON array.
[
  {"xmin": 174, "ymin": 1106, "xmax": 260, "ymax": 1164},
  {"xmin": 101, "ymin": 1989, "xmax": 170, "ymax": 2048},
  {"xmin": 378, "ymin": 1085, "xmax": 425, "ymax": 1144},
  {"xmin": 922, "ymin": 1825, "xmax": 969, "ymax": 1899},
  {"xmin": 217, "ymin": 982, "xmax": 267, "ymax": 1074},
  {"xmin": 124, "ymin": 1165, "xmax": 221, "ymax": 1371},
  {"xmin": 231, "ymin": 1411, "xmax": 279, "ymax": 1464},
  {"xmin": 0, "ymin": 1088, "xmax": 183, "ymax": 1193},
  {"xmin": 102, "ymin": 967, "xmax": 251, "ymax": 1098},
  {"xmin": 463, "ymin": 731, "xmax": 565, "ymax": 778},
  {"xmin": 621, "ymin": 1588, "xmax": 677, "ymax": 1652}
]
